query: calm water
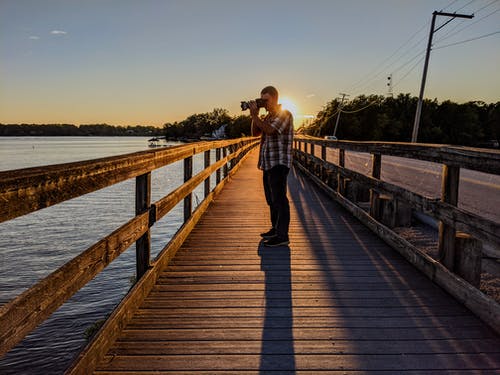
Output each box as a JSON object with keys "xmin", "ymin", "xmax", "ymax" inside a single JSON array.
[{"xmin": 0, "ymin": 137, "xmax": 211, "ymax": 374}]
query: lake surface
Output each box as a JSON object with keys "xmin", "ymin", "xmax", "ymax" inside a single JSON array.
[{"xmin": 0, "ymin": 137, "xmax": 211, "ymax": 374}]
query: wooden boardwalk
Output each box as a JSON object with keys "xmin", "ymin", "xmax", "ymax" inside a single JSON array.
[{"xmin": 95, "ymin": 150, "xmax": 500, "ymax": 374}]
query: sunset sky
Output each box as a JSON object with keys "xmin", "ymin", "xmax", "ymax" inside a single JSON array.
[{"xmin": 1, "ymin": 0, "xmax": 499, "ymax": 127}]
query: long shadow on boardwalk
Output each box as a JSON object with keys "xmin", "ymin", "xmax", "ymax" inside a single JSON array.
[
  {"xmin": 287, "ymin": 166, "xmax": 500, "ymax": 372},
  {"xmin": 258, "ymin": 243, "xmax": 296, "ymax": 374}
]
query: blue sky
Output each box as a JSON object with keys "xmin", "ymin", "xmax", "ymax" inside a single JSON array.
[{"xmin": 1, "ymin": 0, "xmax": 499, "ymax": 126}]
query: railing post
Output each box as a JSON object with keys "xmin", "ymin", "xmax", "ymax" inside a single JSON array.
[
  {"xmin": 204, "ymin": 150, "xmax": 210, "ymax": 198},
  {"xmin": 438, "ymin": 164, "xmax": 460, "ymax": 270},
  {"xmin": 369, "ymin": 153, "xmax": 382, "ymax": 218},
  {"xmin": 184, "ymin": 156, "xmax": 193, "ymax": 222},
  {"xmin": 337, "ymin": 148, "xmax": 345, "ymax": 195},
  {"xmin": 135, "ymin": 172, "xmax": 151, "ymax": 280},
  {"xmin": 223, "ymin": 147, "xmax": 228, "ymax": 178},
  {"xmin": 455, "ymin": 232, "xmax": 482, "ymax": 287},
  {"xmin": 216, "ymin": 148, "xmax": 221, "ymax": 184},
  {"xmin": 321, "ymin": 144, "xmax": 327, "ymax": 181}
]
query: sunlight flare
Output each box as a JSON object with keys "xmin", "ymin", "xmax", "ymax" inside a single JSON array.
[{"xmin": 279, "ymin": 97, "xmax": 299, "ymax": 120}]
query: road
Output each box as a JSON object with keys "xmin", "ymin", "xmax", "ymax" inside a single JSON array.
[{"xmin": 324, "ymin": 149, "xmax": 500, "ymax": 224}]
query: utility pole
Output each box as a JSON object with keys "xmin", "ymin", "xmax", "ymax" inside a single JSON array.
[
  {"xmin": 333, "ymin": 93, "xmax": 349, "ymax": 137},
  {"xmin": 411, "ymin": 11, "xmax": 474, "ymax": 143}
]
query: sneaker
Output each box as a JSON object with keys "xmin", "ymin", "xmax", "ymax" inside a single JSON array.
[
  {"xmin": 263, "ymin": 236, "xmax": 290, "ymax": 247},
  {"xmin": 260, "ymin": 228, "xmax": 276, "ymax": 240}
]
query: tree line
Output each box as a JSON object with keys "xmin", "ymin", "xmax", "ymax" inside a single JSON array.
[
  {"xmin": 2, "ymin": 95, "xmax": 498, "ymax": 147},
  {"xmin": 301, "ymin": 94, "xmax": 499, "ymax": 147},
  {"xmin": 164, "ymin": 95, "xmax": 499, "ymax": 147},
  {"xmin": 0, "ymin": 123, "xmax": 160, "ymax": 137},
  {"xmin": 163, "ymin": 108, "xmax": 252, "ymax": 140}
]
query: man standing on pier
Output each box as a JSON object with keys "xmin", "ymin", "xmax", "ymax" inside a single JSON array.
[{"xmin": 249, "ymin": 86, "xmax": 294, "ymax": 247}]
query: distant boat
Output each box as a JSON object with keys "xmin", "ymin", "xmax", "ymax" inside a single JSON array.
[{"xmin": 148, "ymin": 137, "xmax": 166, "ymax": 148}]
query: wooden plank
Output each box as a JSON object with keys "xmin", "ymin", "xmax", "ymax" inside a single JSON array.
[
  {"xmin": 107, "ymin": 338, "xmax": 500, "ymax": 355},
  {"xmin": 94, "ymin": 371, "xmax": 500, "ymax": 375},
  {"xmin": 130, "ymin": 306, "xmax": 472, "ymax": 318},
  {"xmin": 95, "ymin": 353, "xmax": 500, "ymax": 371},
  {"xmin": 115, "ymin": 326, "xmax": 496, "ymax": 341}
]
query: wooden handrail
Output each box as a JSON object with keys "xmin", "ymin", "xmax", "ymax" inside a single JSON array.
[
  {"xmin": 0, "ymin": 137, "xmax": 259, "ymax": 357},
  {"xmin": 299, "ymin": 153, "xmax": 500, "ymax": 247},
  {"xmin": 0, "ymin": 138, "xmax": 255, "ymax": 224},
  {"xmin": 296, "ymin": 136, "xmax": 500, "ymax": 175},
  {"xmin": 294, "ymin": 136, "xmax": 500, "ymax": 247},
  {"xmin": 293, "ymin": 135, "xmax": 500, "ymax": 332}
]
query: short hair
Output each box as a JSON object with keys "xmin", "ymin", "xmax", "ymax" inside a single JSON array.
[{"xmin": 261, "ymin": 86, "xmax": 279, "ymax": 99}]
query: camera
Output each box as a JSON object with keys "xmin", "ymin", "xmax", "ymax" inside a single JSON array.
[{"xmin": 241, "ymin": 98, "xmax": 267, "ymax": 111}]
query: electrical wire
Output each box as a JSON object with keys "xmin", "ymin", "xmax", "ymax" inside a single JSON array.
[
  {"xmin": 455, "ymin": 0, "xmax": 479, "ymax": 12},
  {"xmin": 343, "ymin": 0, "xmax": 478, "ymax": 95},
  {"xmin": 474, "ymin": 0, "xmax": 500, "ymax": 13},
  {"xmin": 392, "ymin": 50, "xmax": 426, "ymax": 74},
  {"xmin": 441, "ymin": 0, "xmax": 462, "ymax": 11},
  {"xmin": 392, "ymin": 55, "xmax": 426, "ymax": 89},
  {"xmin": 345, "ymin": 22, "xmax": 430, "ymax": 94},
  {"xmin": 347, "ymin": 35, "xmax": 429, "ymax": 95},
  {"xmin": 340, "ymin": 100, "xmax": 380, "ymax": 114},
  {"xmin": 434, "ymin": 5, "xmax": 500, "ymax": 44},
  {"xmin": 435, "ymin": 0, "xmax": 500, "ymax": 42},
  {"xmin": 344, "ymin": 0, "xmax": 499, "ymax": 101},
  {"xmin": 434, "ymin": 29, "xmax": 500, "ymax": 49}
]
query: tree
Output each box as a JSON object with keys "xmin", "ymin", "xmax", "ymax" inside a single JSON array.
[{"xmin": 301, "ymin": 94, "xmax": 497, "ymax": 147}]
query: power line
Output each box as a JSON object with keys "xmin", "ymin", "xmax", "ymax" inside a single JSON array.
[
  {"xmin": 392, "ymin": 50, "xmax": 427, "ymax": 74},
  {"xmin": 345, "ymin": 22, "xmax": 430, "ymax": 94},
  {"xmin": 434, "ymin": 29, "xmax": 500, "ymax": 49},
  {"xmin": 434, "ymin": 6, "xmax": 500, "ymax": 43},
  {"xmin": 392, "ymin": 55, "xmax": 426, "ymax": 89},
  {"xmin": 455, "ymin": 0, "xmax": 479, "ymax": 12},
  {"xmin": 434, "ymin": 1, "xmax": 499, "ymax": 43},
  {"xmin": 344, "ymin": 0, "xmax": 498, "ymax": 101},
  {"xmin": 348, "ymin": 35, "xmax": 429, "ymax": 94},
  {"xmin": 340, "ymin": 100, "xmax": 380, "ymax": 114},
  {"xmin": 441, "ymin": 0, "xmax": 462, "ymax": 11},
  {"xmin": 343, "ymin": 0, "xmax": 479, "ymax": 95},
  {"xmin": 474, "ymin": 0, "xmax": 500, "ymax": 13}
]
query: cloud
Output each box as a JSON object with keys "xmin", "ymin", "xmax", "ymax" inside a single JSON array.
[
  {"xmin": 50, "ymin": 30, "xmax": 67, "ymax": 35},
  {"xmin": 29, "ymin": 36, "xmax": 40, "ymax": 40},
  {"xmin": 306, "ymin": 94, "xmax": 316, "ymax": 98}
]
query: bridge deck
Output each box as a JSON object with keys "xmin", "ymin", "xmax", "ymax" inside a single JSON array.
[{"xmin": 95, "ymin": 150, "xmax": 500, "ymax": 374}]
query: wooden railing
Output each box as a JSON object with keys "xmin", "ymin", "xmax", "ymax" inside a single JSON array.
[
  {"xmin": 0, "ymin": 137, "xmax": 259, "ymax": 360},
  {"xmin": 293, "ymin": 135, "xmax": 500, "ymax": 332}
]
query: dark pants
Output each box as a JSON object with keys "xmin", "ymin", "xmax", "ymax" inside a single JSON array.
[{"xmin": 263, "ymin": 165, "xmax": 290, "ymax": 239}]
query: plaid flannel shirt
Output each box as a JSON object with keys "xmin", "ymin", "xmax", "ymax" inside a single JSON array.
[{"xmin": 257, "ymin": 108, "xmax": 294, "ymax": 171}]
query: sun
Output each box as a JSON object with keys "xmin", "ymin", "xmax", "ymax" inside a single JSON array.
[{"xmin": 279, "ymin": 97, "xmax": 299, "ymax": 120}]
